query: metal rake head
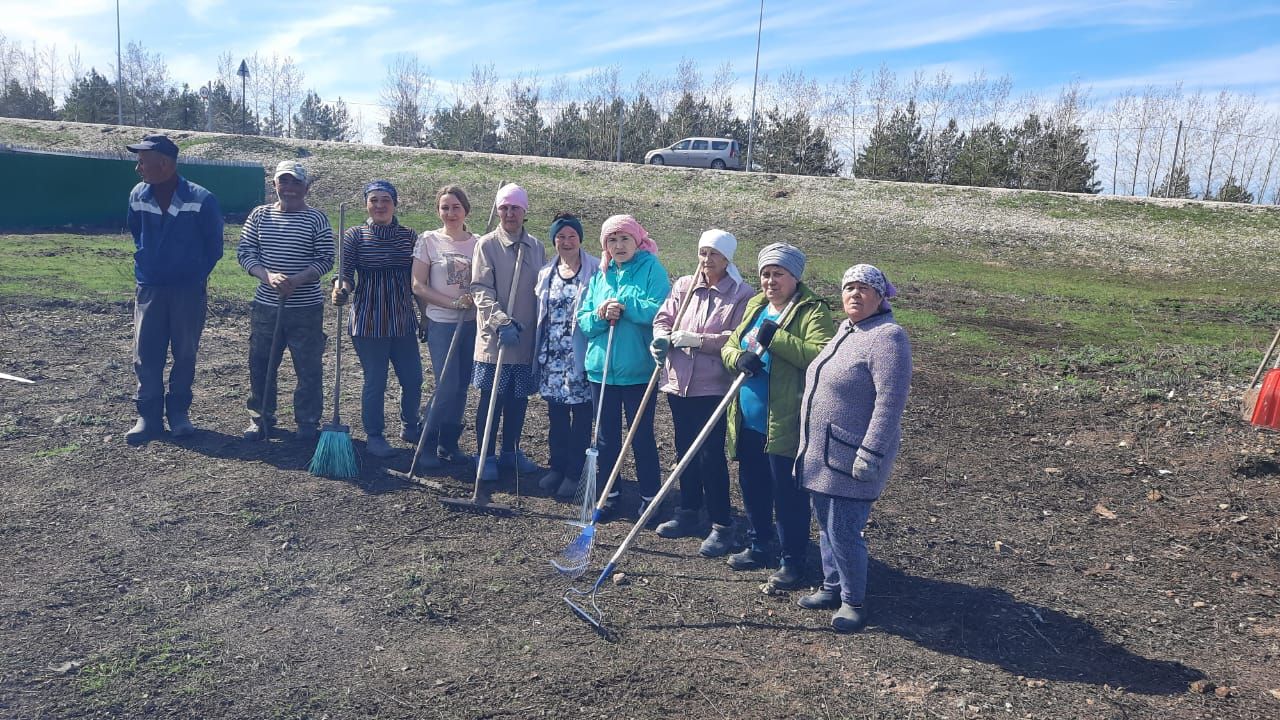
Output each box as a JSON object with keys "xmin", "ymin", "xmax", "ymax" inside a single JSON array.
[
  {"xmin": 574, "ymin": 448, "xmax": 598, "ymax": 526},
  {"xmin": 563, "ymin": 585, "xmax": 616, "ymax": 641},
  {"xmin": 550, "ymin": 521, "xmax": 596, "ymax": 578}
]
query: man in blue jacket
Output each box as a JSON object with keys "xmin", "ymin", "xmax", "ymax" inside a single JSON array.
[{"xmin": 124, "ymin": 134, "xmax": 224, "ymax": 444}]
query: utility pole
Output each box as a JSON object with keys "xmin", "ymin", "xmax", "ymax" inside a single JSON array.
[
  {"xmin": 615, "ymin": 100, "xmax": 624, "ymax": 163},
  {"xmin": 115, "ymin": 0, "xmax": 123, "ymax": 125},
  {"xmin": 237, "ymin": 59, "xmax": 250, "ymax": 133},
  {"xmin": 745, "ymin": 0, "xmax": 764, "ymax": 173},
  {"xmin": 1165, "ymin": 120, "xmax": 1183, "ymax": 199}
]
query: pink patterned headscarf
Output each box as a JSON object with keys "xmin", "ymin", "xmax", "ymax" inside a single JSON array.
[{"xmin": 599, "ymin": 214, "xmax": 659, "ymax": 268}]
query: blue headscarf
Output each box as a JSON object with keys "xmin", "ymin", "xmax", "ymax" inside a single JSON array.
[{"xmin": 364, "ymin": 179, "xmax": 398, "ymax": 204}]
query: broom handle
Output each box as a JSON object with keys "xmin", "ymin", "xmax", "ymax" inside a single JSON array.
[
  {"xmin": 328, "ymin": 203, "xmax": 347, "ymax": 424},
  {"xmin": 589, "ymin": 294, "xmax": 801, "ymax": 591},
  {"xmin": 593, "ymin": 266, "xmax": 703, "ymax": 509},
  {"xmin": 483, "ymin": 179, "xmax": 505, "ymax": 234},
  {"xmin": 472, "ymin": 240, "xmax": 527, "ymax": 493},
  {"xmin": 1249, "ymin": 326, "xmax": 1280, "ymax": 389}
]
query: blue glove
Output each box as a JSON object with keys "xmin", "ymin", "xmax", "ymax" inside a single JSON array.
[{"xmin": 498, "ymin": 321, "xmax": 522, "ymax": 348}]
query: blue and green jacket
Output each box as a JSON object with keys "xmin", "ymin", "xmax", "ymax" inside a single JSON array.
[{"xmin": 576, "ymin": 250, "xmax": 671, "ymax": 386}]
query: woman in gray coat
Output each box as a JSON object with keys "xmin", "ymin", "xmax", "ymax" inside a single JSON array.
[{"xmin": 794, "ymin": 264, "xmax": 912, "ymax": 633}]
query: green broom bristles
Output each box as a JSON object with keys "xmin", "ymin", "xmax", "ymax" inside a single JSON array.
[{"xmin": 309, "ymin": 428, "xmax": 359, "ymax": 478}]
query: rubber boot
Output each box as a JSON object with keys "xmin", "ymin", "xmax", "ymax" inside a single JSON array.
[
  {"xmin": 655, "ymin": 508, "xmax": 703, "ymax": 539},
  {"xmin": 831, "ymin": 603, "xmax": 869, "ymax": 633},
  {"xmin": 168, "ymin": 411, "xmax": 195, "ymax": 437},
  {"xmin": 126, "ymin": 415, "xmax": 162, "ymax": 445}
]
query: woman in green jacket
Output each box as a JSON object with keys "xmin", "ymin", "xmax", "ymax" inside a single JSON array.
[{"xmin": 721, "ymin": 242, "xmax": 835, "ymax": 588}]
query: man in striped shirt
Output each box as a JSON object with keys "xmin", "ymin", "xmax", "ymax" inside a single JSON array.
[{"xmin": 236, "ymin": 161, "xmax": 335, "ymax": 441}]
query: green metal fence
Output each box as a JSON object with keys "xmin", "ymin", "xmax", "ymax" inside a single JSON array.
[{"xmin": 0, "ymin": 145, "xmax": 264, "ymax": 229}]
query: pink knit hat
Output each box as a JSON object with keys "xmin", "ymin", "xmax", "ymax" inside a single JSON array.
[
  {"xmin": 599, "ymin": 214, "xmax": 658, "ymax": 267},
  {"xmin": 495, "ymin": 183, "xmax": 528, "ymax": 211}
]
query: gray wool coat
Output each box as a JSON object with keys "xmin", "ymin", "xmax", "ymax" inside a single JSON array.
[{"xmin": 796, "ymin": 310, "xmax": 912, "ymax": 501}]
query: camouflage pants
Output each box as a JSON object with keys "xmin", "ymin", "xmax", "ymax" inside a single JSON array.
[{"xmin": 246, "ymin": 301, "xmax": 326, "ymax": 428}]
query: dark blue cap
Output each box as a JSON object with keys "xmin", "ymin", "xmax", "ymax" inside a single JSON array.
[{"xmin": 127, "ymin": 134, "xmax": 179, "ymax": 158}]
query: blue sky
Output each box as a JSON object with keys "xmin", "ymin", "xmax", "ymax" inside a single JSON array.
[{"xmin": 5, "ymin": 0, "xmax": 1279, "ymax": 122}]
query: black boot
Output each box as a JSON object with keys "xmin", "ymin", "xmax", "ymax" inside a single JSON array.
[{"xmin": 436, "ymin": 423, "xmax": 470, "ymax": 464}]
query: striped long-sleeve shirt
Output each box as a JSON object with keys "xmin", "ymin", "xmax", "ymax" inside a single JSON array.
[
  {"xmin": 340, "ymin": 219, "xmax": 418, "ymax": 337},
  {"xmin": 237, "ymin": 205, "xmax": 335, "ymax": 307}
]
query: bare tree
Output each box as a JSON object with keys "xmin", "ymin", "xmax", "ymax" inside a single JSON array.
[
  {"xmin": 378, "ymin": 54, "xmax": 434, "ymax": 146},
  {"xmin": 830, "ymin": 68, "xmax": 865, "ymax": 175},
  {"xmin": 1104, "ymin": 91, "xmax": 1134, "ymax": 194}
]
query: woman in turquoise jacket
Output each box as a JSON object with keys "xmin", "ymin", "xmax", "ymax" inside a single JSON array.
[{"xmin": 575, "ymin": 215, "xmax": 671, "ymax": 520}]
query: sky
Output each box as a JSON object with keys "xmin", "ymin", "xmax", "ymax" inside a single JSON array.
[{"xmin": 4, "ymin": 0, "xmax": 1279, "ymax": 131}]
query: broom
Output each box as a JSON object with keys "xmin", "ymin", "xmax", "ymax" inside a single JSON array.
[
  {"xmin": 552, "ymin": 264, "xmax": 701, "ymax": 577},
  {"xmin": 309, "ymin": 203, "xmax": 359, "ymax": 478}
]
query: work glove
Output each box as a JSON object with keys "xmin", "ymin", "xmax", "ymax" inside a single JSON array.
[
  {"xmin": 498, "ymin": 320, "xmax": 522, "ymax": 348},
  {"xmin": 417, "ymin": 316, "xmax": 429, "ymax": 343},
  {"xmin": 650, "ymin": 335, "xmax": 671, "ymax": 365},
  {"xmin": 670, "ymin": 330, "xmax": 702, "ymax": 349},
  {"xmin": 756, "ymin": 319, "xmax": 780, "ymax": 349},
  {"xmin": 852, "ymin": 448, "xmax": 883, "ymax": 483},
  {"xmin": 734, "ymin": 352, "xmax": 765, "ymax": 377}
]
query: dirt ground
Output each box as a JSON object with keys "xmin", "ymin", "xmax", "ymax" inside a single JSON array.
[{"xmin": 2, "ymin": 293, "xmax": 1279, "ymax": 720}]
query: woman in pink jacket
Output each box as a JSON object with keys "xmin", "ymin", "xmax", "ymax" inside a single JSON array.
[{"xmin": 649, "ymin": 229, "xmax": 755, "ymax": 556}]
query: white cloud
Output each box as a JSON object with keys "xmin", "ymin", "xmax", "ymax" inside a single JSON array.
[{"xmin": 1091, "ymin": 44, "xmax": 1280, "ymax": 92}]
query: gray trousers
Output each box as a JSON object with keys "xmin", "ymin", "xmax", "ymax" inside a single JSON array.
[
  {"xmin": 246, "ymin": 301, "xmax": 327, "ymax": 428},
  {"xmin": 812, "ymin": 492, "xmax": 874, "ymax": 605},
  {"xmin": 133, "ymin": 284, "xmax": 207, "ymax": 420}
]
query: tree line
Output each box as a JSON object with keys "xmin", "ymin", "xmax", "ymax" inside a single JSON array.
[
  {"xmin": 0, "ymin": 34, "xmax": 357, "ymax": 142},
  {"xmin": 2, "ymin": 32, "xmax": 1277, "ymax": 204}
]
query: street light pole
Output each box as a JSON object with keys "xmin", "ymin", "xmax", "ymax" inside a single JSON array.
[
  {"xmin": 237, "ymin": 59, "xmax": 250, "ymax": 133},
  {"xmin": 115, "ymin": 0, "xmax": 123, "ymax": 125},
  {"xmin": 745, "ymin": 0, "xmax": 764, "ymax": 173}
]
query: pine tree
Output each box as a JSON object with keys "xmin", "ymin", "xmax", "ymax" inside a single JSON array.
[
  {"xmin": 547, "ymin": 102, "xmax": 588, "ymax": 159},
  {"xmin": 502, "ymin": 87, "xmax": 547, "ymax": 156},
  {"xmin": 0, "ymin": 80, "xmax": 56, "ymax": 120},
  {"xmin": 756, "ymin": 107, "xmax": 842, "ymax": 176},
  {"xmin": 856, "ymin": 101, "xmax": 926, "ymax": 182},
  {"xmin": 950, "ymin": 123, "xmax": 1011, "ymax": 188},
  {"xmin": 1154, "ymin": 165, "xmax": 1193, "ymax": 199},
  {"xmin": 1214, "ymin": 176, "xmax": 1254, "ymax": 204},
  {"xmin": 62, "ymin": 69, "xmax": 117, "ymax": 123}
]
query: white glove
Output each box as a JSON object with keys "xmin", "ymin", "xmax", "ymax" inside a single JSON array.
[{"xmin": 670, "ymin": 330, "xmax": 702, "ymax": 349}]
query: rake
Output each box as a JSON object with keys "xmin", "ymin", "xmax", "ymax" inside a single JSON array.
[
  {"xmin": 563, "ymin": 297, "xmax": 795, "ymax": 637},
  {"xmin": 440, "ymin": 240, "xmax": 527, "ymax": 516},
  {"xmin": 551, "ymin": 265, "xmax": 702, "ymax": 578},
  {"xmin": 387, "ymin": 318, "xmax": 466, "ymax": 490},
  {"xmin": 309, "ymin": 203, "xmax": 359, "ymax": 479}
]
